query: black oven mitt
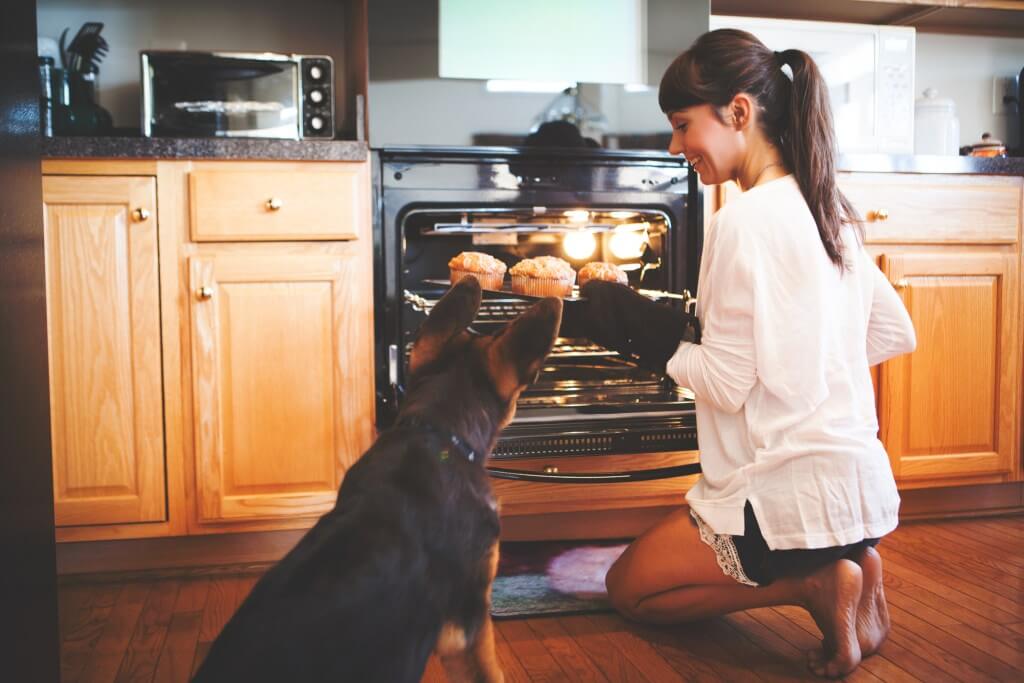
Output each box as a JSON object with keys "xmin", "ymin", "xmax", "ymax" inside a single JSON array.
[{"xmin": 579, "ymin": 280, "xmax": 701, "ymax": 374}]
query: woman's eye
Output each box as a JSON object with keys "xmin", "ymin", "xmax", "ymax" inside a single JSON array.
[{"xmin": 675, "ymin": 123, "xmax": 687, "ymax": 132}]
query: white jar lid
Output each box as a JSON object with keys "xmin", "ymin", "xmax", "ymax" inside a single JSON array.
[{"xmin": 915, "ymin": 88, "xmax": 956, "ymax": 114}]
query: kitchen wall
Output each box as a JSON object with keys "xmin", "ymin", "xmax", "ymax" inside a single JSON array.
[
  {"xmin": 36, "ymin": 0, "xmax": 348, "ymax": 132},
  {"xmin": 37, "ymin": 0, "xmax": 1023, "ymax": 150},
  {"xmin": 916, "ymin": 33, "xmax": 1023, "ymax": 149},
  {"xmin": 370, "ymin": 24, "xmax": 1024, "ymax": 150},
  {"xmin": 368, "ymin": 0, "xmax": 709, "ymax": 148}
]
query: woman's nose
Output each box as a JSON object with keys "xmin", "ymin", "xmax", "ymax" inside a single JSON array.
[{"xmin": 667, "ymin": 131, "xmax": 685, "ymax": 156}]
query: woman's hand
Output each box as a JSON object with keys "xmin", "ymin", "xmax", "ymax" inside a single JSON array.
[{"xmin": 580, "ymin": 280, "xmax": 700, "ymax": 373}]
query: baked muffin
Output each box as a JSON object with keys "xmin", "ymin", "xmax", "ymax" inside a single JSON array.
[
  {"xmin": 448, "ymin": 251, "xmax": 507, "ymax": 290},
  {"xmin": 509, "ymin": 255, "xmax": 576, "ymax": 297},
  {"xmin": 578, "ymin": 261, "xmax": 628, "ymax": 287}
]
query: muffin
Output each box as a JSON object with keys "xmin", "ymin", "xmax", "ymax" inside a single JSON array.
[
  {"xmin": 509, "ymin": 255, "xmax": 576, "ymax": 297},
  {"xmin": 578, "ymin": 261, "xmax": 628, "ymax": 287},
  {"xmin": 448, "ymin": 251, "xmax": 507, "ymax": 290}
]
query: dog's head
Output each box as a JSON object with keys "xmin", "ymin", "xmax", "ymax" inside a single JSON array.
[{"xmin": 406, "ymin": 277, "xmax": 563, "ymax": 446}]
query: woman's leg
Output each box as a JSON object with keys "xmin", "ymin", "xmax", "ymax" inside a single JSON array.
[{"xmin": 605, "ymin": 508, "xmax": 864, "ymax": 678}]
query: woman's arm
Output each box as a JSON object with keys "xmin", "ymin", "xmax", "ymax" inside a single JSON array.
[{"xmin": 866, "ymin": 261, "xmax": 917, "ymax": 366}]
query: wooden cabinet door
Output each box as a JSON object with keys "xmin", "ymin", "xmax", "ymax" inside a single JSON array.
[
  {"xmin": 43, "ymin": 176, "xmax": 166, "ymax": 526},
  {"xmin": 879, "ymin": 252, "xmax": 1019, "ymax": 484},
  {"xmin": 189, "ymin": 250, "xmax": 367, "ymax": 522}
]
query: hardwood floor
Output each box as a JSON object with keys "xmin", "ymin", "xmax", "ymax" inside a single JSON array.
[{"xmin": 56, "ymin": 515, "xmax": 1024, "ymax": 682}]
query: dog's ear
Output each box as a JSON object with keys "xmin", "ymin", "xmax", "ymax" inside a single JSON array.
[
  {"xmin": 410, "ymin": 277, "xmax": 483, "ymax": 373},
  {"xmin": 487, "ymin": 297, "xmax": 563, "ymax": 400}
]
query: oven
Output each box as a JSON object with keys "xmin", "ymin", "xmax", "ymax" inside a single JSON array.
[{"xmin": 373, "ymin": 146, "xmax": 702, "ymax": 482}]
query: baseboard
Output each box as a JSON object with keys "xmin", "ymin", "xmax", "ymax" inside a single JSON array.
[
  {"xmin": 56, "ymin": 528, "xmax": 305, "ymax": 577},
  {"xmin": 897, "ymin": 481, "xmax": 1024, "ymax": 520},
  {"xmin": 56, "ymin": 482, "xmax": 1024, "ymax": 577}
]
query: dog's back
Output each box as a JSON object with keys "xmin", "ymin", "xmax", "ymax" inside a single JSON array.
[{"xmin": 193, "ymin": 427, "xmax": 500, "ymax": 682}]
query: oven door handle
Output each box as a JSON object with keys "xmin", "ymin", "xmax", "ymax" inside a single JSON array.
[{"xmin": 485, "ymin": 462, "xmax": 700, "ymax": 483}]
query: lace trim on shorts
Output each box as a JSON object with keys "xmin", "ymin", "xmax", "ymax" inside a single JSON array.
[{"xmin": 690, "ymin": 509, "xmax": 759, "ymax": 587}]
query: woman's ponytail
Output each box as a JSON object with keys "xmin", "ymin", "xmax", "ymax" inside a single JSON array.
[{"xmin": 779, "ymin": 49, "xmax": 861, "ymax": 268}]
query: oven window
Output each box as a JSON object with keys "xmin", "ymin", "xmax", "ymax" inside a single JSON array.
[
  {"xmin": 401, "ymin": 207, "xmax": 671, "ymax": 293},
  {"xmin": 148, "ymin": 55, "xmax": 298, "ymax": 138}
]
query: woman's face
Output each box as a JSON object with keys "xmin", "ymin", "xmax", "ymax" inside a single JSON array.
[{"xmin": 666, "ymin": 103, "xmax": 741, "ymax": 186}]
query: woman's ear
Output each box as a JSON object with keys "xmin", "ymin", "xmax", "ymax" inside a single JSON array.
[{"xmin": 730, "ymin": 93, "xmax": 754, "ymax": 131}]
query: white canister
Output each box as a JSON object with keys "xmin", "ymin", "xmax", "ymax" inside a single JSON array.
[{"xmin": 914, "ymin": 88, "xmax": 960, "ymax": 155}]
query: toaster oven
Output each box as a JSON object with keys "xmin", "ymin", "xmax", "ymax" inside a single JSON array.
[
  {"xmin": 141, "ymin": 51, "xmax": 334, "ymax": 139},
  {"xmin": 374, "ymin": 146, "xmax": 703, "ymax": 482}
]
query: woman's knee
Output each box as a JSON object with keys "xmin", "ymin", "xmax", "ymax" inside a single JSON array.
[{"xmin": 604, "ymin": 555, "xmax": 646, "ymax": 620}]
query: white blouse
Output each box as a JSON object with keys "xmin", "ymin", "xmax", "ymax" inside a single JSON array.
[{"xmin": 667, "ymin": 175, "xmax": 916, "ymax": 550}]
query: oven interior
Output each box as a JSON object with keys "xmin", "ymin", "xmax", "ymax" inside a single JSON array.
[{"xmin": 398, "ymin": 205, "xmax": 697, "ymax": 460}]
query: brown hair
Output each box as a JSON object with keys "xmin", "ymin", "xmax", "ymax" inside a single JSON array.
[{"xmin": 659, "ymin": 29, "xmax": 861, "ymax": 268}]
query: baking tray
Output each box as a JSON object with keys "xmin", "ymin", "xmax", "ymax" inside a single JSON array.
[{"xmin": 421, "ymin": 278, "xmax": 586, "ymax": 302}]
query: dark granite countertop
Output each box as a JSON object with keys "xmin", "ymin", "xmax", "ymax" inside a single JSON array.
[
  {"xmin": 41, "ymin": 136, "xmax": 368, "ymax": 162},
  {"xmin": 837, "ymin": 153, "xmax": 1024, "ymax": 176},
  {"xmin": 40, "ymin": 137, "xmax": 1024, "ymax": 175}
]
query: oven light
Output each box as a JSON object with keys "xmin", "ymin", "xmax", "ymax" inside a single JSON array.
[
  {"xmin": 610, "ymin": 230, "xmax": 646, "ymax": 259},
  {"xmin": 563, "ymin": 230, "xmax": 597, "ymax": 260},
  {"xmin": 609, "ymin": 211, "xmax": 637, "ymax": 219},
  {"xmin": 563, "ymin": 209, "xmax": 590, "ymax": 223}
]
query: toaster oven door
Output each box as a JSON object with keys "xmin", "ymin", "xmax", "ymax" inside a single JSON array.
[{"xmin": 143, "ymin": 52, "xmax": 299, "ymax": 138}]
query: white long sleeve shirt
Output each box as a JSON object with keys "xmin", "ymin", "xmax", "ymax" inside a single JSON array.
[{"xmin": 667, "ymin": 175, "xmax": 916, "ymax": 550}]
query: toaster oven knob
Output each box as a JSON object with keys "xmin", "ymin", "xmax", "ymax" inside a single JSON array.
[
  {"xmin": 309, "ymin": 65, "xmax": 323, "ymax": 80},
  {"xmin": 310, "ymin": 116, "xmax": 325, "ymax": 131},
  {"xmin": 309, "ymin": 89, "xmax": 324, "ymax": 104}
]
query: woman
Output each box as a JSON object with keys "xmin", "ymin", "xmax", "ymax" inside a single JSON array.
[{"xmin": 581, "ymin": 29, "xmax": 916, "ymax": 677}]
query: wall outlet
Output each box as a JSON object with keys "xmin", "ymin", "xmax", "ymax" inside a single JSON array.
[{"xmin": 992, "ymin": 76, "xmax": 1017, "ymax": 115}]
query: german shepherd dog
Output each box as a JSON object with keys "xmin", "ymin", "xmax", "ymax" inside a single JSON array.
[{"xmin": 192, "ymin": 277, "xmax": 563, "ymax": 683}]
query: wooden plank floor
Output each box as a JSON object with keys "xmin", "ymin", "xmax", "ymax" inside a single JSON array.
[{"xmin": 56, "ymin": 515, "xmax": 1024, "ymax": 682}]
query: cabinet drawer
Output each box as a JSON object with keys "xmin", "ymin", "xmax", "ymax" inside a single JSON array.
[
  {"xmin": 838, "ymin": 173, "xmax": 1021, "ymax": 244},
  {"xmin": 189, "ymin": 166, "xmax": 363, "ymax": 241}
]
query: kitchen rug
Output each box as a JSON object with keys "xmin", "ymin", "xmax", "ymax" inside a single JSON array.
[{"xmin": 490, "ymin": 540, "xmax": 629, "ymax": 618}]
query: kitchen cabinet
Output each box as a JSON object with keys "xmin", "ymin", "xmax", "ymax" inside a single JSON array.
[
  {"xmin": 42, "ymin": 175, "xmax": 166, "ymax": 527},
  {"xmin": 41, "ymin": 156, "xmax": 375, "ymax": 541},
  {"xmin": 877, "ymin": 251, "xmax": 1018, "ymax": 484},
  {"xmin": 712, "ymin": 0, "xmax": 1024, "ymax": 38},
  {"xmin": 846, "ymin": 172, "xmax": 1022, "ymax": 489},
  {"xmin": 189, "ymin": 248, "xmax": 369, "ymax": 523}
]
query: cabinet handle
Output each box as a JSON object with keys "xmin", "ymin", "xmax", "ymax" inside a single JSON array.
[
  {"xmin": 893, "ymin": 278, "xmax": 909, "ymax": 290},
  {"xmin": 132, "ymin": 207, "xmax": 150, "ymax": 222},
  {"xmin": 266, "ymin": 197, "xmax": 283, "ymax": 211},
  {"xmin": 870, "ymin": 208, "xmax": 889, "ymax": 221},
  {"xmin": 542, "ymin": 465, "xmax": 559, "ymax": 474},
  {"xmin": 195, "ymin": 286, "xmax": 214, "ymax": 301}
]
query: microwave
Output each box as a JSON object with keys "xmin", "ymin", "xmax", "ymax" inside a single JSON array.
[
  {"xmin": 141, "ymin": 51, "xmax": 334, "ymax": 139},
  {"xmin": 709, "ymin": 16, "xmax": 915, "ymax": 154}
]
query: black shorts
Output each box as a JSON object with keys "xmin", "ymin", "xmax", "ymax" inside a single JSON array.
[{"xmin": 733, "ymin": 502, "xmax": 880, "ymax": 585}]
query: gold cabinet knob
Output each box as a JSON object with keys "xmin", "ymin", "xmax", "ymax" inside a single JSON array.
[
  {"xmin": 893, "ymin": 278, "xmax": 909, "ymax": 290},
  {"xmin": 195, "ymin": 286, "xmax": 214, "ymax": 301},
  {"xmin": 132, "ymin": 207, "xmax": 150, "ymax": 222},
  {"xmin": 542, "ymin": 465, "xmax": 559, "ymax": 474},
  {"xmin": 266, "ymin": 197, "xmax": 283, "ymax": 211},
  {"xmin": 871, "ymin": 208, "xmax": 889, "ymax": 221}
]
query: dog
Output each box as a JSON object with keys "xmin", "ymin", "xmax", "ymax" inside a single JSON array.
[{"xmin": 191, "ymin": 277, "xmax": 563, "ymax": 683}]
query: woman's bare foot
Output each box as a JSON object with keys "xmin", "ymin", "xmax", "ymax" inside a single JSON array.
[
  {"xmin": 801, "ymin": 558, "xmax": 863, "ymax": 678},
  {"xmin": 850, "ymin": 546, "xmax": 890, "ymax": 657}
]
